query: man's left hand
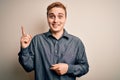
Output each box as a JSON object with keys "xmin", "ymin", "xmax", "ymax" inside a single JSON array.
[{"xmin": 50, "ymin": 63, "xmax": 68, "ymax": 75}]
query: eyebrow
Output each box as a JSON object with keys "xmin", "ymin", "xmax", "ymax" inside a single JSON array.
[
  {"xmin": 58, "ymin": 13, "xmax": 64, "ymax": 15},
  {"xmin": 48, "ymin": 13, "xmax": 64, "ymax": 15}
]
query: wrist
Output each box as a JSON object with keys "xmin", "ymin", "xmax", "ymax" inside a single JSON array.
[{"xmin": 67, "ymin": 64, "xmax": 74, "ymax": 74}]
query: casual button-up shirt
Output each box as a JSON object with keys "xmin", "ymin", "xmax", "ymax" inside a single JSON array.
[{"xmin": 18, "ymin": 30, "xmax": 89, "ymax": 80}]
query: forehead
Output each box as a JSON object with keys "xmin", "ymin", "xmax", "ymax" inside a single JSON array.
[{"xmin": 48, "ymin": 7, "xmax": 65, "ymax": 15}]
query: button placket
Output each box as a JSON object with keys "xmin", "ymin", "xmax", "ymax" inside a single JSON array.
[
  {"xmin": 54, "ymin": 41, "xmax": 58, "ymax": 54},
  {"xmin": 54, "ymin": 41, "xmax": 59, "ymax": 63}
]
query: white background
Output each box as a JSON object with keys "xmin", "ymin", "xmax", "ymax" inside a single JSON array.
[{"xmin": 0, "ymin": 0, "xmax": 120, "ymax": 80}]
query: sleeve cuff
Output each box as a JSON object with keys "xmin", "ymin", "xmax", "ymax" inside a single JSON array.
[
  {"xmin": 18, "ymin": 47, "xmax": 29, "ymax": 56},
  {"xmin": 67, "ymin": 64, "xmax": 74, "ymax": 74}
]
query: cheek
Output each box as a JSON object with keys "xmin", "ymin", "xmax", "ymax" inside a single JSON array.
[
  {"xmin": 48, "ymin": 19, "xmax": 53, "ymax": 24},
  {"xmin": 61, "ymin": 19, "xmax": 66, "ymax": 24},
  {"xmin": 61, "ymin": 17, "xmax": 66, "ymax": 21}
]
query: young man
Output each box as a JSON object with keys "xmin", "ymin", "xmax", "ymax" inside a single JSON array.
[{"xmin": 18, "ymin": 2, "xmax": 89, "ymax": 80}]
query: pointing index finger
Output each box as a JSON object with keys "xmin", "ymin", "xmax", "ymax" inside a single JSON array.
[{"xmin": 21, "ymin": 26, "xmax": 25, "ymax": 36}]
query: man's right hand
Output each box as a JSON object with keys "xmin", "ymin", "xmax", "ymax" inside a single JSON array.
[{"xmin": 20, "ymin": 26, "xmax": 32, "ymax": 48}]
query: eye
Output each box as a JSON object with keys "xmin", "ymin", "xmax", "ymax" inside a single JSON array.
[
  {"xmin": 58, "ymin": 15, "xmax": 63, "ymax": 19},
  {"xmin": 48, "ymin": 14, "xmax": 55, "ymax": 19}
]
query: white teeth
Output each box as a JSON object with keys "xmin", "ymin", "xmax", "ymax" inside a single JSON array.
[
  {"xmin": 53, "ymin": 24, "xmax": 58, "ymax": 26},
  {"xmin": 54, "ymin": 24, "xmax": 60, "ymax": 26}
]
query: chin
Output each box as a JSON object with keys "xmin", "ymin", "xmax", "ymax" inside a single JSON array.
[
  {"xmin": 50, "ymin": 26, "xmax": 64, "ymax": 33},
  {"xmin": 52, "ymin": 29, "xmax": 60, "ymax": 32}
]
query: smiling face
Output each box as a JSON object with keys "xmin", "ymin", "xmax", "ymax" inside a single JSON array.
[{"xmin": 47, "ymin": 7, "xmax": 66, "ymax": 33}]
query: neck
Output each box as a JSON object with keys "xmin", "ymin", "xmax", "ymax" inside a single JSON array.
[{"xmin": 51, "ymin": 29, "xmax": 64, "ymax": 40}]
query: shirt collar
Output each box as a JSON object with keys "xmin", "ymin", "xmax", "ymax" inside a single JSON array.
[{"xmin": 45, "ymin": 29, "xmax": 69, "ymax": 40}]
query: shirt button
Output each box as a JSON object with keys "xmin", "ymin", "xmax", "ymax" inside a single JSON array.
[
  {"xmin": 56, "ymin": 41, "xmax": 58, "ymax": 44},
  {"xmin": 55, "ymin": 50, "xmax": 57, "ymax": 53}
]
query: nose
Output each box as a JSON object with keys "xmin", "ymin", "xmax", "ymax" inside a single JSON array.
[{"xmin": 54, "ymin": 17, "xmax": 58, "ymax": 23}]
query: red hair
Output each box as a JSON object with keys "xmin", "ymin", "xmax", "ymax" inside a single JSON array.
[{"xmin": 47, "ymin": 2, "xmax": 67, "ymax": 17}]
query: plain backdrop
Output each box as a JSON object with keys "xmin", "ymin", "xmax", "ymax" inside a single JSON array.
[{"xmin": 0, "ymin": 0, "xmax": 120, "ymax": 80}]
